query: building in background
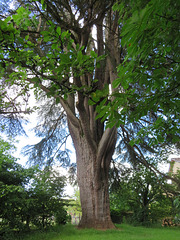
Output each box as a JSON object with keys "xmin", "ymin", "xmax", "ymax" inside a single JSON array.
[{"xmin": 169, "ymin": 158, "xmax": 180, "ymax": 174}]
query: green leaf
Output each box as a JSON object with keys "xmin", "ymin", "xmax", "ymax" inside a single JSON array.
[
  {"xmin": 88, "ymin": 98, "xmax": 96, "ymax": 105},
  {"xmin": 59, "ymin": 53, "xmax": 70, "ymax": 63},
  {"xmin": 77, "ymin": 51, "xmax": 83, "ymax": 63},
  {"xmin": 129, "ymin": 139, "xmax": 135, "ymax": 147},
  {"xmin": 95, "ymin": 108, "xmax": 107, "ymax": 120},
  {"xmin": 56, "ymin": 26, "xmax": 61, "ymax": 35},
  {"xmin": 51, "ymin": 43, "xmax": 58, "ymax": 50},
  {"xmin": 64, "ymin": 94, "xmax": 68, "ymax": 100},
  {"xmin": 56, "ymin": 97, "xmax": 60, "ymax": 104},
  {"xmin": 113, "ymin": 78, "xmax": 121, "ymax": 89},
  {"xmin": 25, "ymin": 35, "xmax": 29, "ymax": 41},
  {"xmin": 44, "ymin": 35, "xmax": 51, "ymax": 42},
  {"xmin": 106, "ymin": 120, "xmax": 117, "ymax": 129},
  {"xmin": 157, "ymin": 135, "xmax": 164, "ymax": 143},
  {"xmin": 90, "ymin": 51, "xmax": 97, "ymax": 58},
  {"xmin": 61, "ymin": 31, "xmax": 69, "ymax": 40}
]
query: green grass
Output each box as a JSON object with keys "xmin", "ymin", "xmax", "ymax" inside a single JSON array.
[{"xmin": 13, "ymin": 224, "xmax": 180, "ymax": 240}]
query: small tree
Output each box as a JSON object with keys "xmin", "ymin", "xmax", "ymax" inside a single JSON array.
[
  {"xmin": 0, "ymin": 137, "xmax": 34, "ymax": 233},
  {"xmin": 28, "ymin": 167, "xmax": 67, "ymax": 229},
  {"xmin": 0, "ymin": 137, "xmax": 68, "ymax": 236}
]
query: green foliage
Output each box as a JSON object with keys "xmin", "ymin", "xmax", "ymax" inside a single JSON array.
[
  {"xmin": 0, "ymin": 3, "xmax": 104, "ymax": 162},
  {"xmin": 110, "ymin": 209, "xmax": 123, "ymax": 224},
  {"xmin": 0, "ymin": 7, "xmax": 100, "ymax": 100},
  {"xmin": 55, "ymin": 208, "xmax": 71, "ymax": 225},
  {"xmin": 27, "ymin": 167, "xmax": 67, "ymax": 229},
  {"xmin": 67, "ymin": 188, "xmax": 82, "ymax": 217},
  {"xmin": 0, "ymin": 137, "xmax": 68, "ymax": 239},
  {"xmin": 96, "ymin": 0, "xmax": 180, "ymax": 146},
  {"xmin": 110, "ymin": 164, "xmax": 173, "ymax": 226},
  {"xmin": 0, "ymin": 138, "xmax": 33, "ymax": 236}
]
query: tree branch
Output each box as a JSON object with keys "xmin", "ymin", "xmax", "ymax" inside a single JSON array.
[
  {"xmin": 60, "ymin": 97, "xmax": 80, "ymax": 128},
  {"xmin": 97, "ymin": 126, "xmax": 117, "ymax": 164},
  {"xmin": 25, "ymin": 77, "xmax": 80, "ymax": 128},
  {"xmin": 0, "ymin": 110, "xmax": 31, "ymax": 115},
  {"xmin": 76, "ymin": 93, "xmax": 97, "ymax": 152}
]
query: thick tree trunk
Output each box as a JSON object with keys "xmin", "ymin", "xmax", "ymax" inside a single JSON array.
[
  {"xmin": 77, "ymin": 138, "xmax": 115, "ymax": 229},
  {"xmin": 68, "ymin": 121, "xmax": 116, "ymax": 229},
  {"xmin": 59, "ymin": 3, "xmax": 119, "ymax": 230}
]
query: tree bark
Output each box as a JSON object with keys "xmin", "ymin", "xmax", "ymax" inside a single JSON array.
[
  {"xmin": 64, "ymin": 4, "xmax": 119, "ymax": 229},
  {"xmin": 68, "ymin": 120, "xmax": 117, "ymax": 229}
]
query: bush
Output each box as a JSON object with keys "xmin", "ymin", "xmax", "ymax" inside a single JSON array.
[
  {"xmin": 55, "ymin": 208, "xmax": 70, "ymax": 225},
  {"xmin": 110, "ymin": 209, "xmax": 123, "ymax": 224}
]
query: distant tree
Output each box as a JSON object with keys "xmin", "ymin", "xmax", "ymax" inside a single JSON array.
[
  {"xmin": 67, "ymin": 188, "xmax": 82, "ymax": 222},
  {"xmin": 110, "ymin": 164, "xmax": 173, "ymax": 226}
]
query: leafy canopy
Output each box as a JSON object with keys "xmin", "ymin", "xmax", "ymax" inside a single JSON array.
[{"xmin": 95, "ymin": 0, "xmax": 180, "ymax": 146}]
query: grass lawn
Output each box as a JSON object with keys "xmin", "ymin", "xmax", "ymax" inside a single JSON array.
[{"xmin": 13, "ymin": 224, "xmax": 180, "ymax": 240}]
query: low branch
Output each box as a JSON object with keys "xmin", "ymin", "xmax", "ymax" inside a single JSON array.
[
  {"xmin": 120, "ymin": 124, "xmax": 180, "ymax": 187},
  {"xmin": 0, "ymin": 110, "xmax": 32, "ymax": 115},
  {"xmin": 60, "ymin": 97, "xmax": 80, "ymax": 128},
  {"xmin": 133, "ymin": 143, "xmax": 180, "ymax": 186}
]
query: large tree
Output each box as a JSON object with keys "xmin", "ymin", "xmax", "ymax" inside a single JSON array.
[
  {"xmin": 0, "ymin": 0, "xmax": 179, "ymax": 229},
  {"xmin": 0, "ymin": 0, "xmax": 120, "ymax": 229}
]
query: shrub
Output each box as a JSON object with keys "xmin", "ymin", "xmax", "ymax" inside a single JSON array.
[
  {"xmin": 55, "ymin": 208, "xmax": 70, "ymax": 225},
  {"xmin": 110, "ymin": 209, "xmax": 123, "ymax": 224}
]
